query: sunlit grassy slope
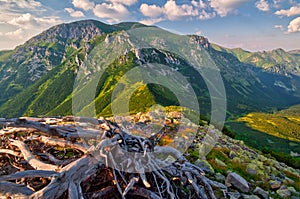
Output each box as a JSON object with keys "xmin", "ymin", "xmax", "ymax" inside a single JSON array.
[{"xmin": 237, "ymin": 104, "xmax": 300, "ymax": 142}]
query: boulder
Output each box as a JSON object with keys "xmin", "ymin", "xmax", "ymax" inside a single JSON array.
[
  {"xmin": 253, "ymin": 187, "xmax": 269, "ymax": 199},
  {"xmin": 246, "ymin": 163, "xmax": 258, "ymax": 175},
  {"xmin": 194, "ymin": 159, "xmax": 214, "ymax": 173},
  {"xmin": 276, "ymin": 186, "xmax": 291, "ymax": 198},
  {"xmin": 215, "ymin": 158, "xmax": 227, "ymax": 167},
  {"xmin": 215, "ymin": 173, "xmax": 226, "ymax": 182},
  {"xmin": 269, "ymin": 180, "xmax": 281, "ymax": 190},
  {"xmin": 242, "ymin": 195, "xmax": 260, "ymax": 199},
  {"xmin": 225, "ymin": 172, "xmax": 250, "ymax": 193}
]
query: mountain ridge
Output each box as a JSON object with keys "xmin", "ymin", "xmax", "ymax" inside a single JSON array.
[{"xmin": 0, "ymin": 20, "xmax": 299, "ymax": 120}]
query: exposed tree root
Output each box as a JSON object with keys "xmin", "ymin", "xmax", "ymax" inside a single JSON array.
[{"xmin": 0, "ymin": 117, "xmax": 226, "ymax": 198}]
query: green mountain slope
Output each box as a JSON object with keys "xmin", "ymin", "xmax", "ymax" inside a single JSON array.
[
  {"xmin": 0, "ymin": 20, "xmax": 299, "ymax": 122},
  {"xmin": 212, "ymin": 44, "xmax": 300, "ymax": 76}
]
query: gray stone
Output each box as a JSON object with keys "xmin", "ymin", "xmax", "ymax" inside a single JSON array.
[
  {"xmin": 194, "ymin": 159, "xmax": 214, "ymax": 173},
  {"xmin": 226, "ymin": 172, "xmax": 250, "ymax": 193},
  {"xmin": 215, "ymin": 158, "xmax": 227, "ymax": 167},
  {"xmin": 276, "ymin": 186, "xmax": 291, "ymax": 198},
  {"xmin": 269, "ymin": 180, "xmax": 281, "ymax": 190},
  {"xmin": 253, "ymin": 187, "xmax": 269, "ymax": 199},
  {"xmin": 228, "ymin": 191, "xmax": 241, "ymax": 199},
  {"xmin": 215, "ymin": 172, "xmax": 226, "ymax": 182},
  {"xmin": 243, "ymin": 195, "xmax": 260, "ymax": 199},
  {"xmin": 246, "ymin": 163, "xmax": 258, "ymax": 175}
]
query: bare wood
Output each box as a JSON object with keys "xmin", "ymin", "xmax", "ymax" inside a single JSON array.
[
  {"xmin": 0, "ymin": 181, "xmax": 34, "ymax": 198},
  {"xmin": 0, "ymin": 149, "xmax": 20, "ymax": 156},
  {"xmin": 38, "ymin": 136, "xmax": 88, "ymax": 153},
  {"xmin": 0, "ymin": 127, "xmax": 37, "ymax": 136},
  {"xmin": 10, "ymin": 139, "xmax": 59, "ymax": 171},
  {"xmin": 30, "ymin": 155, "xmax": 100, "ymax": 199},
  {"xmin": 0, "ymin": 170, "xmax": 58, "ymax": 181}
]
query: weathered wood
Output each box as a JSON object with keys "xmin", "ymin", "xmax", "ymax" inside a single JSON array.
[
  {"xmin": 0, "ymin": 149, "xmax": 20, "ymax": 156},
  {"xmin": 0, "ymin": 170, "xmax": 58, "ymax": 181},
  {"xmin": 37, "ymin": 136, "xmax": 88, "ymax": 153},
  {"xmin": 0, "ymin": 117, "xmax": 219, "ymax": 199},
  {"xmin": 10, "ymin": 139, "xmax": 59, "ymax": 171},
  {"xmin": 0, "ymin": 181, "xmax": 34, "ymax": 198}
]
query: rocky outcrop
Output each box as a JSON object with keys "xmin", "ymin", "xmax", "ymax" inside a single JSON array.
[{"xmin": 225, "ymin": 172, "xmax": 250, "ymax": 193}]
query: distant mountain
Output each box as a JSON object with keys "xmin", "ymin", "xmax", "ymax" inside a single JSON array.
[
  {"xmin": 212, "ymin": 44, "xmax": 300, "ymax": 76},
  {"xmin": 0, "ymin": 20, "xmax": 299, "ymax": 120}
]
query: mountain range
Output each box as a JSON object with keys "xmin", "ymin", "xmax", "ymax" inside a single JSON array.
[{"xmin": 1, "ymin": 20, "xmax": 300, "ymax": 123}]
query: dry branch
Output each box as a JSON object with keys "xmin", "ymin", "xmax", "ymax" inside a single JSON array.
[
  {"xmin": 10, "ymin": 139, "xmax": 59, "ymax": 171},
  {"xmin": 0, "ymin": 117, "xmax": 220, "ymax": 199}
]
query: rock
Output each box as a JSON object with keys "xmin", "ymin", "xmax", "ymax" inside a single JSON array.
[
  {"xmin": 228, "ymin": 191, "xmax": 241, "ymax": 199},
  {"xmin": 253, "ymin": 187, "xmax": 269, "ymax": 199},
  {"xmin": 258, "ymin": 154, "xmax": 267, "ymax": 162},
  {"xmin": 215, "ymin": 172, "xmax": 226, "ymax": 182},
  {"xmin": 292, "ymin": 196, "xmax": 300, "ymax": 199},
  {"xmin": 246, "ymin": 163, "xmax": 258, "ymax": 175},
  {"xmin": 283, "ymin": 177, "xmax": 295, "ymax": 184},
  {"xmin": 276, "ymin": 186, "xmax": 291, "ymax": 198},
  {"xmin": 194, "ymin": 159, "xmax": 214, "ymax": 173},
  {"xmin": 288, "ymin": 187, "xmax": 300, "ymax": 196},
  {"xmin": 229, "ymin": 150, "xmax": 237, "ymax": 159},
  {"xmin": 269, "ymin": 180, "xmax": 281, "ymax": 190},
  {"xmin": 215, "ymin": 158, "xmax": 227, "ymax": 167},
  {"xmin": 243, "ymin": 195, "xmax": 260, "ymax": 199},
  {"xmin": 225, "ymin": 172, "xmax": 250, "ymax": 193}
]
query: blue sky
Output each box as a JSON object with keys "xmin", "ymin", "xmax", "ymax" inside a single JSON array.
[{"xmin": 0, "ymin": 0, "xmax": 299, "ymax": 51}]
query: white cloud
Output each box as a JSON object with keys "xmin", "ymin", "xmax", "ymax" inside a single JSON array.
[
  {"xmin": 108, "ymin": 0, "xmax": 137, "ymax": 6},
  {"xmin": 140, "ymin": 4, "xmax": 164, "ymax": 18},
  {"xmin": 8, "ymin": 13, "xmax": 62, "ymax": 30},
  {"xmin": 139, "ymin": 18, "xmax": 164, "ymax": 25},
  {"xmin": 139, "ymin": 0, "xmax": 215, "ymax": 24},
  {"xmin": 93, "ymin": 3, "xmax": 130, "ymax": 22},
  {"xmin": 64, "ymin": 8, "xmax": 85, "ymax": 18},
  {"xmin": 274, "ymin": 24, "xmax": 284, "ymax": 30},
  {"xmin": 0, "ymin": 0, "xmax": 41, "ymax": 9},
  {"xmin": 198, "ymin": 10, "xmax": 216, "ymax": 20},
  {"xmin": 191, "ymin": 0, "xmax": 207, "ymax": 8},
  {"xmin": 288, "ymin": 17, "xmax": 300, "ymax": 32},
  {"xmin": 256, "ymin": 0, "xmax": 270, "ymax": 12},
  {"xmin": 72, "ymin": 0, "xmax": 95, "ymax": 11},
  {"xmin": 275, "ymin": 4, "xmax": 300, "ymax": 16},
  {"xmin": 164, "ymin": 0, "xmax": 198, "ymax": 20},
  {"xmin": 4, "ymin": 28, "xmax": 26, "ymax": 40},
  {"xmin": 209, "ymin": 0, "xmax": 249, "ymax": 17}
]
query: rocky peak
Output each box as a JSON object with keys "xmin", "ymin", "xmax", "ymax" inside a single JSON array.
[
  {"xmin": 27, "ymin": 20, "xmax": 114, "ymax": 45},
  {"xmin": 189, "ymin": 35, "xmax": 211, "ymax": 49}
]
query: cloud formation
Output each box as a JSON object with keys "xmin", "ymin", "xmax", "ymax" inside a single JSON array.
[
  {"xmin": 139, "ymin": 0, "xmax": 216, "ymax": 24},
  {"xmin": 108, "ymin": 0, "xmax": 137, "ymax": 6},
  {"xmin": 288, "ymin": 17, "xmax": 300, "ymax": 32},
  {"xmin": 256, "ymin": 0, "xmax": 270, "ymax": 12},
  {"xmin": 140, "ymin": 4, "xmax": 164, "ymax": 18},
  {"xmin": 93, "ymin": 3, "xmax": 130, "ymax": 22},
  {"xmin": 275, "ymin": 4, "xmax": 300, "ymax": 16},
  {"xmin": 65, "ymin": 8, "xmax": 85, "ymax": 18},
  {"xmin": 209, "ymin": 0, "xmax": 249, "ymax": 17},
  {"xmin": 72, "ymin": 0, "xmax": 95, "ymax": 11},
  {"xmin": 8, "ymin": 13, "xmax": 62, "ymax": 30},
  {"xmin": 0, "ymin": 0, "xmax": 41, "ymax": 10},
  {"xmin": 0, "ymin": 28, "xmax": 26, "ymax": 40}
]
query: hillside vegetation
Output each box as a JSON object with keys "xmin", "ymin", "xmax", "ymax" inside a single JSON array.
[{"xmin": 237, "ymin": 105, "xmax": 300, "ymax": 142}]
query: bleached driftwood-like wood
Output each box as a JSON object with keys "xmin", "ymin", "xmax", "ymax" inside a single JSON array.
[
  {"xmin": 37, "ymin": 136, "xmax": 88, "ymax": 153},
  {"xmin": 0, "ymin": 170, "xmax": 58, "ymax": 181},
  {"xmin": 0, "ymin": 127, "xmax": 37, "ymax": 136},
  {"xmin": 0, "ymin": 117, "xmax": 221, "ymax": 199},
  {"xmin": 0, "ymin": 149, "xmax": 20, "ymax": 156},
  {"xmin": 10, "ymin": 139, "xmax": 59, "ymax": 171},
  {"xmin": 0, "ymin": 181, "xmax": 34, "ymax": 198}
]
